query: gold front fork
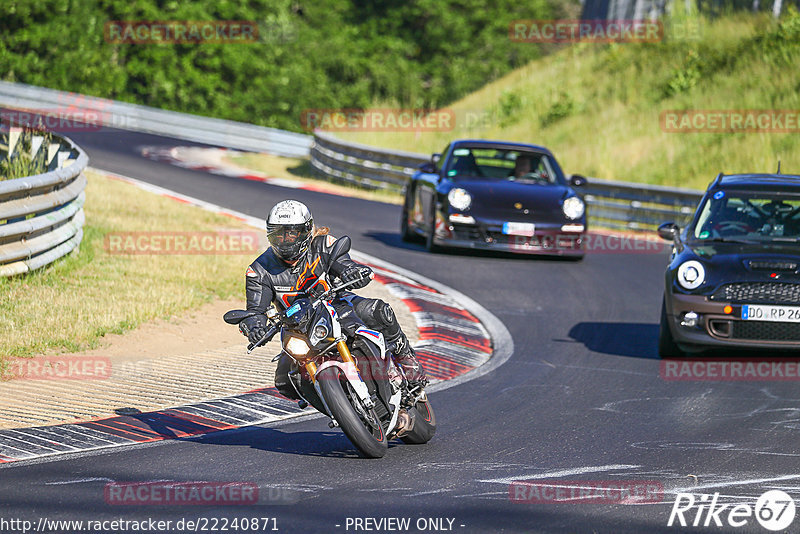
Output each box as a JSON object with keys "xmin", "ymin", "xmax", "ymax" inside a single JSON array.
[
  {"xmin": 305, "ymin": 341, "xmax": 353, "ymax": 382},
  {"xmin": 305, "ymin": 362, "xmax": 318, "ymax": 382},
  {"xmin": 337, "ymin": 340, "xmax": 355, "ymax": 364}
]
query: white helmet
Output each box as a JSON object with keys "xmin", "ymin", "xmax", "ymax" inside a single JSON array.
[{"xmin": 266, "ymin": 200, "xmax": 314, "ymax": 262}]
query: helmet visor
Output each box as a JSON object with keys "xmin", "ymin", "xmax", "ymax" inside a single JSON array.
[{"xmin": 267, "ymin": 223, "xmax": 312, "ymax": 260}]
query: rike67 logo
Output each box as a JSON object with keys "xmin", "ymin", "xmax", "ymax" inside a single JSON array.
[{"xmin": 668, "ymin": 490, "xmax": 796, "ymax": 531}]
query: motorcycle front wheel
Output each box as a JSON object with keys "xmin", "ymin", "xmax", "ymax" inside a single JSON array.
[{"xmin": 317, "ymin": 367, "xmax": 388, "ymax": 458}]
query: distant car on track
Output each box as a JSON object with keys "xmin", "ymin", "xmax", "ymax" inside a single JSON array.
[
  {"xmin": 400, "ymin": 140, "xmax": 588, "ymax": 258},
  {"xmin": 658, "ymin": 172, "xmax": 800, "ymax": 357}
]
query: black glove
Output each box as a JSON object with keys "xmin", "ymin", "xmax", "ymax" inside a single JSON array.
[
  {"xmin": 239, "ymin": 314, "xmax": 268, "ymax": 344},
  {"xmin": 341, "ymin": 265, "xmax": 373, "ymax": 289}
]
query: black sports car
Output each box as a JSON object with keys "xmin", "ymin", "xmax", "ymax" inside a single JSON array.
[
  {"xmin": 658, "ymin": 173, "xmax": 800, "ymax": 357},
  {"xmin": 400, "ymin": 140, "xmax": 588, "ymax": 257}
]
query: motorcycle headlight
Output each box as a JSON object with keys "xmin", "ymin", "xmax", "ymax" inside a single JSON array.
[
  {"xmin": 285, "ymin": 336, "xmax": 311, "ymax": 357},
  {"xmin": 448, "ymin": 188, "xmax": 472, "ymax": 211},
  {"xmin": 562, "ymin": 196, "xmax": 585, "ymax": 220},
  {"xmin": 677, "ymin": 260, "xmax": 705, "ymax": 290},
  {"xmin": 309, "ymin": 320, "xmax": 329, "ymax": 346}
]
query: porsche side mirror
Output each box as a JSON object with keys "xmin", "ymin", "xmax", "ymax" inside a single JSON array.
[
  {"xmin": 432, "ymin": 153, "xmax": 442, "ymax": 164},
  {"xmin": 658, "ymin": 222, "xmax": 680, "ymax": 241},
  {"xmin": 570, "ymin": 174, "xmax": 588, "ymax": 187},
  {"xmin": 418, "ymin": 162, "xmax": 437, "ymax": 174}
]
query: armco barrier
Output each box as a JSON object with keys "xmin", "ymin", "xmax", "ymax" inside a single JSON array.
[
  {"xmin": 310, "ymin": 130, "xmax": 704, "ymax": 231},
  {"xmin": 0, "ymin": 81, "xmax": 312, "ymax": 158},
  {"xmin": 310, "ymin": 131, "xmax": 426, "ymax": 192},
  {"xmin": 0, "ymin": 131, "xmax": 87, "ymax": 276}
]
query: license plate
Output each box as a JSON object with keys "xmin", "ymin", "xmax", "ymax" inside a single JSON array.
[
  {"xmin": 503, "ymin": 222, "xmax": 535, "ymax": 237},
  {"xmin": 741, "ymin": 304, "xmax": 800, "ymax": 322}
]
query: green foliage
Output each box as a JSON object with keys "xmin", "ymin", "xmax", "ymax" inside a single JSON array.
[
  {"xmin": 496, "ymin": 90, "xmax": 524, "ymax": 127},
  {"xmin": 664, "ymin": 49, "xmax": 702, "ymax": 96},
  {"xmin": 0, "ymin": 0, "xmax": 564, "ymax": 132},
  {"xmin": 540, "ymin": 91, "xmax": 575, "ymax": 126}
]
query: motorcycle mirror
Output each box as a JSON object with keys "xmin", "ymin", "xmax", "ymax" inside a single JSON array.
[
  {"xmin": 329, "ymin": 235, "xmax": 351, "ymax": 263},
  {"xmin": 223, "ymin": 309, "xmax": 256, "ymax": 324}
]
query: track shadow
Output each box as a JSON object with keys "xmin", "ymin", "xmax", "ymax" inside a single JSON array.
[
  {"xmin": 364, "ymin": 231, "xmax": 584, "ymax": 262},
  {"xmin": 286, "ymin": 159, "xmax": 315, "ymax": 178},
  {"xmin": 567, "ymin": 322, "xmax": 660, "ymax": 359},
  {"xmin": 190, "ymin": 425, "xmax": 399, "ymax": 459},
  {"xmin": 363, "ymin": 231, "xmax": 426, "ymax": 252}
]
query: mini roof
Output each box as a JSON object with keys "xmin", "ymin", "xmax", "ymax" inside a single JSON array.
[
  {"xmin": 451, "ymin": 139, "xmax": 553, "ymax": 155},
  {"xmin": 711, "ymin": 173, "xmax": 800, "ymax": 190}
]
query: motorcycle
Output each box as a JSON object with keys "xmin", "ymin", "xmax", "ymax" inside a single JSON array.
[{"xmin": 223, "ymin": 236, "xmax": 435, "ymax": 458}]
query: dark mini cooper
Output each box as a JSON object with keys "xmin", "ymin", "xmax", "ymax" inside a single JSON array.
[
  {"xmin": 400, "ymin": 140, "xmax": 588, "ymax": 257},
  {"xmin": 658, "ymin": 173, "xmax": 800, "ymax": 357}
]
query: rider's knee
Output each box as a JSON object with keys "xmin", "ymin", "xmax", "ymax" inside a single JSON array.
[{"xmin": 369, "ymin": 299, "xmax": 396, "ymax": 328}]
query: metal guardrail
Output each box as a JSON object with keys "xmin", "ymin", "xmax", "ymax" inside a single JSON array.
[
  {"xmin": 0, "ymin": 131, "xmax": 87, "ymax": 276},
  {"xmin": 581, "ymin": 180, "xmax": 702, "ymax": 231},
  {"xmin": 310, "ymin": 131, "xmax": 704, "ymax": 231},
  {"xmin": 310, "ymin": 131, "xmax": 426, "ymax": 192},
  {"xmin": 0, "ymin": 81, "xmax": 312, "ymax": 158}
]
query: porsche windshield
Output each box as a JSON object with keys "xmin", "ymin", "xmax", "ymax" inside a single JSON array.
[
  {"xmin": 445, "ymin": 147, "xmax": 561, "ymax": 184},
  {"xmin": 693, "ymin": 191, "xmax": 800, "ymax": 244}
]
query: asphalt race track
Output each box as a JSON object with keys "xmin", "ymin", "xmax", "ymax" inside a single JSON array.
[{"xmin": 3, "ymin": 127, "xmax": 800, "ymax": 533}]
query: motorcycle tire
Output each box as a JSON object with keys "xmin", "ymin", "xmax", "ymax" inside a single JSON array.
[
  {"xmin": 400, "ymin": 397, "xmax": 437, "ymax": 445},
  {"xmin": 317, "ymin": 366, "xmax": 388, "ymax": 458}
]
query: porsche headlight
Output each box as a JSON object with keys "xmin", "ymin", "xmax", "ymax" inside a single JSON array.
[
  {"xmin": 562, "ymin": 196, "xmax": 585, "ymax": 220},
  {"xmin": 285, "ymin": 336, "xmax": 311, "ymax": 357},
  {"xmin": 448, "ymin": 188, "xmax": 472, "ymax": 211},
  {"xmin": 677, "ymin": 260, "xmax": 705, "ymax": 290}
]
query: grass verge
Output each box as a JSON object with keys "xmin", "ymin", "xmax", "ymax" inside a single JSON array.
[
  {"xmin": 332, "ymin": 11, "xmax": 800, "ymax": 190},
  {"xmin": 0, "ymin": 169, "xmax": 257, "ymax": 362}
]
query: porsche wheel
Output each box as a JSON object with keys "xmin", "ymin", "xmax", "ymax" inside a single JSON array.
[{"xmin": 425, "ymin": 205, "xmax": 440, "ymax": 253}]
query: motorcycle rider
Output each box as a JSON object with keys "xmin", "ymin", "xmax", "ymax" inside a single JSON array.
[{"xmin": 238, "ymin": 200, "xmax": 428, "ymax": 401}]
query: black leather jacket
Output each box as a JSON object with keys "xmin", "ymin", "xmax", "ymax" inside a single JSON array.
[{"xmin": 245, "ymin": 234, "xmax": 362, "ymax": 314}]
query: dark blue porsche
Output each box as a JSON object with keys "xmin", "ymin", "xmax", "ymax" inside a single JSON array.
[{"xmin": 400, "ymin": 140, "xmax": 588, "ymax": 257}]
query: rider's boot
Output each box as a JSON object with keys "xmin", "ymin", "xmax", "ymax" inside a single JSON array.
[{"xmin": 388, "ymin": 333, "xmax": 428, "ymax": 391}]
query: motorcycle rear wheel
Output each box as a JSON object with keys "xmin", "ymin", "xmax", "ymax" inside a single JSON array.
[
  {"xmin": 317, "ymin": 367, "xmax": 388, "ymax": 458},
  {"xmin": 400, "ymin": 397, "xmax": 437, "ymax": 445}
]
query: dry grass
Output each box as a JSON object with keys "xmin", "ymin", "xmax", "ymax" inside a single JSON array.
[{"xmin": 0, "ymin": 169, "xmax": 257, "ymax": 361}]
